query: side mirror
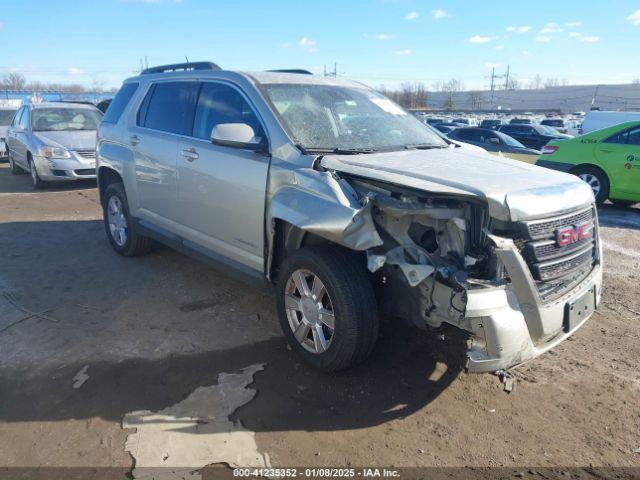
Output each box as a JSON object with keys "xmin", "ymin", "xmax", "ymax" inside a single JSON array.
[
  {"xmin": 489, "ymin": 137, "xmax": 500, "ymax": 145},
  {"xmin": 211, "ymin": 123, "xmax": 266, "ymax": 152}
]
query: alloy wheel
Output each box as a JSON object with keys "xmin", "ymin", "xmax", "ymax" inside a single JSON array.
[
  {"xmin": 579, "ymin": 173, "xmax": 601, "ymax": 197},
  {"xmin": 30, "ymin": 161, "xmax": 38, "ymax": 185},
  {"xmin": 284, "ymin": 269, "xmax": 336, "ymax": 354},
  {"xmin": 107, "ymin": 196, "xmax": 128, "ymax": 247}
]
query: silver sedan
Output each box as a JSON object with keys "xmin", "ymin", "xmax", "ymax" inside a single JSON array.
[{"xmin": 6, "ymin": 102, "xmax": 102, "ymax": 188}]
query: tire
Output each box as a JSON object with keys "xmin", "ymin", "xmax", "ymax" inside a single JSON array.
[
  {"xmin": 103, "ymin": 182, "xmax": 152, "ymax": 257},
  {"xmin": 573, "ymin": 166, "xmax": 609, "ymax": 205},
  {"xmin": 611, "ymin": 199, "xmax": 636, "ymax": 208},
  {"xmin": 276, "ymin": 245, "xmax": 379, "ymax": 372},
  {"xmin": 28, "ymin": 155, "xmax": 46, "ymax": 189},
  {"xmin": 8, "ymin": 153, "xmax": 23, "ymax": 175}
]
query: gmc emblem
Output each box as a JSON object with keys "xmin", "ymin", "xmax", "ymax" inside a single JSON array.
[{"xmin": 556, "ymin": 222, "xmax": 593, "ymax": 247}]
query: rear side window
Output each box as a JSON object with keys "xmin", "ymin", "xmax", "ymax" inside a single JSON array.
[
  {"xmin": 138, "ymin": 81, "xmax": 199, "ymax": 135},
  {"xmin": 192, "ymin": 82, "xmax": 264, "ymax": 140},
  {"xmin": 102, "ymin": 83, "xmax": 138, "ymax": 124}
]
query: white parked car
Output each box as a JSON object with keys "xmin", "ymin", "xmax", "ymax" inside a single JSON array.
[{"xmin": 580, "ymin": 110, "xmax": 640, "ymax": 134}]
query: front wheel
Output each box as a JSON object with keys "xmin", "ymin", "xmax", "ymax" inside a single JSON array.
[
  {"xmin": 573, "ymin": 166, "xmax": 609, "ymax": 205},
  {"xmin": 276, "ymin": 246, "xmax": 379, "ymax": 372},
  {"xmin": 28, "ymin": 157, "xmax": 46, "ymax": 189},
  {"xmin": 103, "ymin": 182, "xmax": 152, "ymax": 257}
]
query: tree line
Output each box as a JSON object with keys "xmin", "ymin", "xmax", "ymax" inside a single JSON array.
[{"xmin": 0, "ymin": 73, "xmax": 112, "ymax": 93}]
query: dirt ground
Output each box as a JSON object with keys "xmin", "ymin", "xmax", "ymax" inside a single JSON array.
[{"xmin": 0, "ymin": 162, "xmax": 638, "ymax": 478}]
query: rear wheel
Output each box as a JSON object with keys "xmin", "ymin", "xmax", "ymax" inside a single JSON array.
[
  {"xmin": 8, "ymin": 154, "xmax": 24, "ymax": 175},
  {"xmin": 103, "ymin": 182, "xmax": 152, "ymax": 257},
  {"xmin": 276, "ymin": 246, "xmax": 379, "ymax": 372},
  {"xmin": 573, "ymin": 166, "xmax": 609, "ymax": 204}
]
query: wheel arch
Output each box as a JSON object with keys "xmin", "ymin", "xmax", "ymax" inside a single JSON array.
[
  {"xmin": 268, "ymin": 219, "xmax": 351, "ymax": 282},
  {"xmin": 98, "ymin": 166, "xmax": 124, "ymax": 207}
]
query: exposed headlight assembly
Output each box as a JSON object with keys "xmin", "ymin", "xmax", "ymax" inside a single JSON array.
[{"xmin": 40, "ymin": 146, "xmax": 71, "ymax": 159}]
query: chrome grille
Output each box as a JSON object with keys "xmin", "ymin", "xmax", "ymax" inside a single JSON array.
[
  {"xmin": 523, "ymin": 208, "xmax": 594, "ymax": 240},
  {"xmin": 519, "ymin": 206, "xmax": 598, "ymax": 301},
  {"xmin": 73, "ymin": 149, "xmax": 96, "ymax": 159}
]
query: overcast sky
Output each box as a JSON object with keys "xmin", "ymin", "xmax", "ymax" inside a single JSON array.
[{"xmin": 1, "ymin": 0, "xmax": 639, "ymax": 90}]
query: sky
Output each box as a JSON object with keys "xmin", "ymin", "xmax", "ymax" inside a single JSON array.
[{"xmin": 1, "ymin": 0, "xmax": 639, "ymax": 91}]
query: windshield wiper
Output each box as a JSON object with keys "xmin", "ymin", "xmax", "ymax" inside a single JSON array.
[
  {"xmin": 305, "ymin": 147, "xmax": 378, "ymax": 155},
  {"xmin": 403, "ymin": 143, "xmax": 448, "ymax": 150}
]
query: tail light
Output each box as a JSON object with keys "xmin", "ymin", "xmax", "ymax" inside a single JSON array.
[{"xmin": 541, "ymin": 145, "xmax": 559, "ymax": 154}]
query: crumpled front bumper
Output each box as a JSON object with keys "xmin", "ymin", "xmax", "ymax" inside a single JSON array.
[
  {"xmin": 463, "ymin": 234, "xmax": 602, "ymax": 373},
  {"xmin": 33, "ymin": 153, "xmax": 96, "ymax": 181}
]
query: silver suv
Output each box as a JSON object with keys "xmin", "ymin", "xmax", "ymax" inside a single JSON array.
[{"xmin": 97, "ymin": 62, "xmax": 602, "ymax": 373}]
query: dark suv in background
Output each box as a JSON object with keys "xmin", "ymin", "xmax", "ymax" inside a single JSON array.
[{"xmin": 498, "ymin": 123, "xmax": 571, "ymax": 150}]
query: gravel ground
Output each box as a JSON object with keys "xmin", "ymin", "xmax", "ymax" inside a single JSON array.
[{"xmin": 0, "ymin": 162, "xmax": 638, "ymax": 479}]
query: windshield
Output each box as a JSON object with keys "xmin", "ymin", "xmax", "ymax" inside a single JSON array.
[
  {"xmin": 0, "ymin": 109, "xmax": 17, "ymax": 126},
  {"xmin": 262, "ymin": 84, "xmax": 446, "ymax": 152},
  {"xmin": 31, "ymin": 108, "xmax": 102, "ymax": 132},
  {"xmin": 496, "ymin": 131, "xmax": 525, "ymax": 148},
  {"xmin": 542, "ymin": 119, "xmax": 564, "ymax": 127},
  {"xmin": 537, "ymin": 125, "xmax": 560, "ymax": 136}
]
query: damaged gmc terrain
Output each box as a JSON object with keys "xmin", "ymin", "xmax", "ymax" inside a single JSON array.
[{"xmin": 97, "ymin": 62, "xmax": 602, "ymax": 373}]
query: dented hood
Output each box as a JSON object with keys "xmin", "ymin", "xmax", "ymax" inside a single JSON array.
[{"xmin": 320, "ymin": 148, "xmax": 594, "ymax": 221}]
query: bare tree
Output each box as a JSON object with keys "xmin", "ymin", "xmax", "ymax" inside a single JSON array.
[
  {"xmin": 544, "ymin": 77, "xmax": 560, "ymax": 88},
  {"xmin": 530, "ymin": 74, "xmax": 543, "ymax": 90},
  {"xmin": 1, "ymin": 73, "xmax": 27, "ymax": 90},
  {"xmin": 441, "ymin": 79, "xmax": 464, "ymax": 111},
  {"xmin": 506, "ymin": 78, "xmax": 520, "ymax": 90},
  {"xmin": 468, "ymin": 91, "xmax": 484, "ymax": 110},
  {"xmin": 378, "ymin": 82, "xmax": 428, "ymax": 110}
]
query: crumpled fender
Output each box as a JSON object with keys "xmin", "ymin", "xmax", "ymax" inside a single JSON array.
[{"xmin": 267, "ymin": 168, "xmax": 383, "ymax": 251}]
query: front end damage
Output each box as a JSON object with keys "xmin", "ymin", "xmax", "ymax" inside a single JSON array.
[{"xmin": 267, "ymin": 163, "xmax": 602, "ymax": 373}]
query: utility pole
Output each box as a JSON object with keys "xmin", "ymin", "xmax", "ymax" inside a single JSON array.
[
  {"xmin": 504, "ymin": 64, "xmax": 510, "ymax": 90},
  {"xmin": 324, "ymin": 63, "xmax": 338, "ymax": 77},
  {"xmin": 489, "ymin": 67, "xmax": 496, "ymax": 106}
]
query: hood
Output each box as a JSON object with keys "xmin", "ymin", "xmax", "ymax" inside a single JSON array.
[
  {"xmin": 320, "ymin": 148, "xmax": 594, "ymax": 222},
  {"xmin": 34, "ymin": 130, "xmax": 97, "ymax": 151}
]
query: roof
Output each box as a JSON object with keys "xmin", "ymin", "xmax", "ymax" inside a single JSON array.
[
  {"xmin": 29, "ymin": 102, "xmax": 99, "ymax": 110},
  {"xmin": 242, "ymin": 71, "xmax": 369, "ymax": 89},
  {"xmin": 123, "ymin": 68, "xmax": 370, "ymax": 90}
]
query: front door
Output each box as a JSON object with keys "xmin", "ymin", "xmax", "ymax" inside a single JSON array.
[
  {"xmin": 595, "ymin": 126, "xmax": 640, "ymax": 196},
  {"xmin": 176, "ymin": 81, "xmax": 270, "ymax": 272}
]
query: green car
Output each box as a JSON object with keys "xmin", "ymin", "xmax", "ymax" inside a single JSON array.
[{"xmin": 536, "ymin": 121, "xmax": 640, "ymax": 205}]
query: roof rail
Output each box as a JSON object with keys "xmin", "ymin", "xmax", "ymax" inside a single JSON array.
[
  {"xmin": 267, "ymin": 69, "xmax": 313, "ymax": 75},
  {"xmin": 141, "ymin": 61, "xmax": 222, "ymax": 75}
]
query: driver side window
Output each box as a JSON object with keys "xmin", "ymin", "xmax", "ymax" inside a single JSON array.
[
  {"xmin": 18, "ymin": 109, "xmax": 30, "ymax": 130},
  {"xmin": 192, "ymin": 82, "xmax": 264, "ymax": 142}
]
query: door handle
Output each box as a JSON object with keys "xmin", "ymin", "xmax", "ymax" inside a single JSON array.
[
  {"xmin": 181, "ymin": 148, "xmax": 199, "ymax": 161},
  {"xmin": 129, "ymin": 135, "xmax": 140, "ymax": 146}
]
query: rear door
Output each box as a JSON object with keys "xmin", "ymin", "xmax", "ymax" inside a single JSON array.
[
  {"xmin": 595, "ymin": 126, "xmax": 640, "ymax": 196},
  {"xmin": 131, "ymin": 81, "xmax": 199, "ymax": 225},
  {"xmin": 176, "ymin": 81, "xmax": 270, "ymax": 272}
]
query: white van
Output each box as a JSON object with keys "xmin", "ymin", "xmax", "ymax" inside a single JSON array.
[{"xmin": 580, "ymin": 111, "xmax": 640, "ymax": 134}]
